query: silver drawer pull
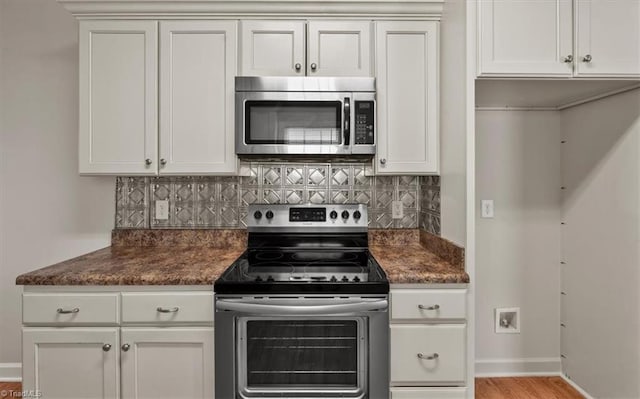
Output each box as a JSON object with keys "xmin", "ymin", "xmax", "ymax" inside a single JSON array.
[
  {"xmin": 417, "ymin": 352, "xmax": 439, "ymax": 360},
  {"xmin": 157, "ymin": 306, "xmax": 179, "ymax": 313},
  {"xmin": 57, "ymin": 307, "xmax": 80, "ymax": 314},
  {"xmin": 102, "ymin": 344, "xmax": 112, "ymax": 352},
  {"xmin": 418, "ymin": 304, "xmax": 440, "ymax": 310}
]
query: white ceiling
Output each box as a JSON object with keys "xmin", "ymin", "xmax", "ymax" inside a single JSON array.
[{"xmin": 475, "ymin": 79, "xmax": 640, "ymax": 109}]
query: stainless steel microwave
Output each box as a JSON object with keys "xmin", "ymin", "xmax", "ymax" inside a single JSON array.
[{"xmin": 235, "ymin": 77, "xmax": 376, "ymax": 156}]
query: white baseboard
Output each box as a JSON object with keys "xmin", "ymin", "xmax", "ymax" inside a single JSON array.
[
  {"xmin": 561, "ymin": 374, "xmax": 596, "ymax": 399},
  {"xmin": 475, "ymin": 357, "xmax": 562, "ymax": 377},
  {"xmin": 0, "ymin": 363, "xmax": 21, "ymax": 382}
]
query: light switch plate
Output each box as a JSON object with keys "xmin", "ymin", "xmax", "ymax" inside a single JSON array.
[
  {"xmin": 392, "ymin": 201, "xmax": 403, "ymax": 219},
  {"xmin": 156, "ymin": 200, "xmax": 169, "ymax": 220},
  {"xmin": 481, "ymin": 200, "xmax": 494, "ymax": 218}
]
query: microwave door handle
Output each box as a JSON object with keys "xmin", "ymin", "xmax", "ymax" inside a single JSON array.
[
  {"xmin": 343, "ymin": 97, "xmax": 351, "ymax": 147},
  {"xmin": 216, "ymin": 299, "xmax": 388, "ymax": 315}
]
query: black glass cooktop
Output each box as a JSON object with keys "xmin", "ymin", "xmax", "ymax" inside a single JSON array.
[{"xmin": 214, "ymin": 233, "xmax": 389, "ymax": 294}]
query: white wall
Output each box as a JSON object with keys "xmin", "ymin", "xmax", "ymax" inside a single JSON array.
[
  {"xmin": 475, "ymin": 110, "xmax": 562, "ymax": 375},
  {"xmin": 561, "ymin": 89, "xmax": 640, "ymax": 399},
  {"xmin": 0, "ymin": 0, "xmax": 113, "ymax": 375},
  {"xmin": 440, "ymin": 0, "xmax": 468, "ymax": 247}
]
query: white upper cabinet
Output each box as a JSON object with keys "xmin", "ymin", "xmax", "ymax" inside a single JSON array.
[
  {"xmin": 79, "ymin": 20, "xmax": 158, "ymax": 175},
  {"xmin": 240, "ymin": 20, "xmax": 306, "ymax": 76},
  {"xmin": 575, "ymin": 0, "xmax": 640, "ymax": 77},
  {"xmin": 159, "ymin": 21, "xmax": 238, "ymax": 175},
  {"xmin": 240, "ymin": 20, "xmax": 372, "ymax": 76},
  {"xmin": 375, "ymin": 21, "xmax": 439, "ymax": 175},
  {"xmin": 478, "ymin": 0, "xmax": 640, "ymax": 78},
  {"xmin": 307, "ymin": 21, "xmax": 372, "ymax": 76},
  {"xmin": 478, "ymin": 0, "xmax": 573, "ymax": 77}
]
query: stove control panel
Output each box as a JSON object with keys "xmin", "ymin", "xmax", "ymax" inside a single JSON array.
[
  {"xmin": 248, "ymin": 204, "xmax": 367, "ymax": 230},
  {"xmin": 290, "ymin": 207, "xmax": 326, "ymax": 222}
]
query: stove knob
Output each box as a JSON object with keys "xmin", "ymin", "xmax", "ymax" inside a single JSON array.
[
  {"xmin": 353, "ymin": 210, "xmax": 361, "ymax": 220},
  {"xmin": 341, "ymin": 210, "xmax": 350, "ymax": 219},
  {"xmin": 330, "ymin": 276, "xmax": 338, "ymax": 282},
  {"xmin": 255, "ymin": 276, "xmax": 263, "ymax": 282},
  {"xmin": 267, "ymin": 276, "xmax": 275, "ymax": 282},
  {"xmin": 254, "ymin": 210, "xmax": 262, "ymax": 219},
  {"xmin": 330, "ymin": 210, "xmax": 338, "ymax": 219},
  {"xmin": 353, "ymin": 276, "xmax": 361, "ymax": 282},
  {"xmin": 266, "ymin": 210, "xmax": 274, "ymax": 220},
  {"xmin": 341, "ymin": 276, "xmax": 349, "ymax": 282}
]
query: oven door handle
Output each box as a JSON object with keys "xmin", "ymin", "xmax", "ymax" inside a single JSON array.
[{"xmin": 216, "ymin": 299, "xmax": 388, "ymax": 315}]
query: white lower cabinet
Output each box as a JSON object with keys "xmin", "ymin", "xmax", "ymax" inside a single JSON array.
[
  {"xmin": 390, "ymin": 324, "xmax": 466, "ymax": 384},
  {"xmin": 121, "ymin": 328, "xmax": 214, "ymax": 399},
  {"xmin": 22, "ymin": 328, "xmax": 120, "ymax": 399},
  {"xmin": 390, "ymin": 287, "xmax": 468, "ymax": 396},
  {"xmin": 391, "ymin": 387, "xmax": 467, "ymax": 399},
  {"xmin": 22, "ymin": 290, "xmax": 214, "ymax": 399}
]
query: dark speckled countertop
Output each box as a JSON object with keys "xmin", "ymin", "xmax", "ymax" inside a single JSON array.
[{"xmin": 16, "ymin": 229, "xmax": 468, "ymax": 286}]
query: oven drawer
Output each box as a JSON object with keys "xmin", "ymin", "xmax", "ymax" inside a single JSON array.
[
  {"xmin": 391, "ymin": 387, "xmax": 467, "ymax": 399},
  {"xmin": 390, "ymin": 324, "xmax": 466, "ymax": 384},
  {"xmin": 23, "ymin": 293, "xmax": 119, "ymax": 325},
  {"xmin": 391, "ymin": 289, "xmax": 466, "ymax": 321},
  {"xmin": 122, "ymin": 292, "xmax": 213, "ymax": 325}
]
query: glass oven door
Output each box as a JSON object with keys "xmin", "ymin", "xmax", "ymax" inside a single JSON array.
[{"xmin": 236, "ymin": 317, "xmax": 367, "ymax": 399}]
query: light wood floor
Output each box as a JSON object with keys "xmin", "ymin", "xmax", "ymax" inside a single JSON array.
[
  {"xmin": 2, "ymin": 378, "xmax": 584, "ymax": 398},
  {"xmin": 476, "ymin": 377, "xmax": 584, "ymax": 399},
  {"xmin": 0, "ymin": 382, "xmax": 21, "ymax": 398}
]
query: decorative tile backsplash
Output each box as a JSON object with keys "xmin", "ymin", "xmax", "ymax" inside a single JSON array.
[{"xmin": 116, "ymin": 162, "xmax": 441, "ymax": 234}]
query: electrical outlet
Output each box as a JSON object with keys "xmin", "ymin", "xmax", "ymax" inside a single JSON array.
[
  {"xmin": 392, "ymin": 201, "xmax": 403, "ymax": 219},
  {"xmin": 481, "ymin": 200, "xmax": 494, "ymax": 218},
  {"xmin": 156, "ymin": 200, "xmax": 169, "ymax": 220}
]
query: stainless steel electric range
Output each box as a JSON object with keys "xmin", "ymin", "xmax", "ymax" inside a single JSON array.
[{"xmin": 214, "ymin": 204, "xmax": 389, "ymax": 399}]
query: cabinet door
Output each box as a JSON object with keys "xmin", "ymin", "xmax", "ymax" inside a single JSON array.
[
  {"xmin": 79, "ymin": 21, "xmax": 158, "ymax": 175},
  {"xmin": 307, "ymin": 21, "xmax": 372, "ymax": 76},
  {"xmin": 390, "ymin": 324, "xmax": 466, "ymax": 384},
  {"xmin": 22, "ymin": 328, "xmax": 119, "ymax": 399},
  {"xmin": 575, "ymin": 0, "xmax": 640, "ymax": 77},
  {"xmin": 121, "ymin": 328, "xmax": 214, "ymax": 399},
  {"xmin": 159, "ymin": 21, "xmax": 238, "ymax": 175},
  {"xmin": 375, "ymin": 21, "xmax": 439, "ymax": 175},
  {"xmin": 240, "ymin": 20, "xmax": 305, "ymax": 76},
  {"xmin": 478, "ymin": 0, "xmax": 573, "ymax": 77}
]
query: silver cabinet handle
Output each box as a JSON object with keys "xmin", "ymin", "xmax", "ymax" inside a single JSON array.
[
  {"xmin": 418, "ymin": 304, "xmax": 440, "ymax": 310},
  {"xmin": 122, "ymin": 344, "xmax": 130, "ymax": 352},
  {"xmin": 417, "ymin": 352, "xmax": 439, "ymax": 360},
  {"xmin": 102, "ymin": 344, "xmax": 112, "ymax": 352},
  {"xmin": 295, "ymin": 63, "xmax": 302, "ymax": 71},
  {"xmin": 380, "ymin": 158, "xmax": 387, "ymax": 165},
  {"xmin": 145, "ymin": 158, "xmax": 152, "ymax": 166},
  {"xmin": 582, "ymin": 54, "xmax": 592, "ymax": 63},
  {"xmin": 310, "ymin": 63, "xmax": 317, "ymax": 71},
  {"xmin": 57, "ymin": 307, "xmax": 79, "ymax": 314},
  {"xmin": 563, "ymin": 55, "xmax": 573, "ymax": 63},
  {"xmin": 160, "ymin": 158, "xmax": 167, "ymax": 166},
  {"xmin": 157, "ymin": 306, "xmax": 179, "ymax": 313}
]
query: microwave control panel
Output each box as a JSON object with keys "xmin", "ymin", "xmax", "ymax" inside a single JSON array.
[{"xmin": 354, "ymin": 101, "xmax": 375, "ymax": 145}]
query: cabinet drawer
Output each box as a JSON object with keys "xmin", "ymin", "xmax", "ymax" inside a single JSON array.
[
  {"xmin": 391, "ymin": 289, "xmax": 466, "ymax": 320},
  {"xmin": 23, "ymin": 293, "xmax": 119, "ymax": 325},
  {"xmin": 122, "ymin": 292, "xmax": 213, "ymax": 324},
  {"xmin": 390, "ymin": 324, "xmax": 466, "ymax": 384},
  {"xmin": 391, "ymin": 387, "xmax": 467, "ymax": 399}
]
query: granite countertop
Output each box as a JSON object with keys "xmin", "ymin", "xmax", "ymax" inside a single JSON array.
[
  {"xmin": 369, "ymin": 229, "xmax": 469, "ymax": 284},
  {"xmin": 16, "ymin": 229, "xmax": 468, "ymax": 286}
]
